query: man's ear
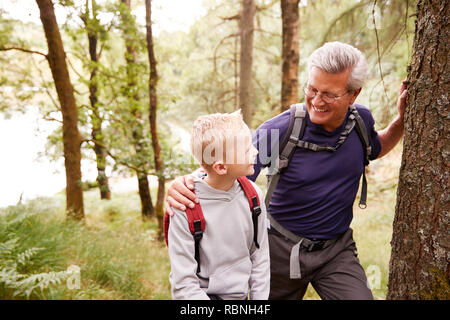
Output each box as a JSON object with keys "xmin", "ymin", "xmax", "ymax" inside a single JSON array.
[
  {"xmin": 211, "ymin": 161, "xmax": 228, "ymax": 175},
  {"xmin": 349, "ymin": 88, "xmax": 362, "ymax": 105}
]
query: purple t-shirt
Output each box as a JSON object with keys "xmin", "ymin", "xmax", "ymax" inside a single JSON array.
[{"xmin": 248, "ymin": 103, "xmax": 381, "ymax": 240}]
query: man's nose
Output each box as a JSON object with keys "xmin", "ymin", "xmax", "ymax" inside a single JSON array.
[{"xmin": 311, "ymin": 93, "xmax": 326, "ymax": 105}]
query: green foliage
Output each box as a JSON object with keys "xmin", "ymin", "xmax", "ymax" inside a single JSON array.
[
  {"xmin": 0, "ymin": 191, "xmax": 171, "ymax": 300},
  {"xmin": 0, "ymin": 209, "xmax": 70, "ymax": 299}
]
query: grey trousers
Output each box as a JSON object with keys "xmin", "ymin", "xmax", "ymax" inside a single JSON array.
[{"xmin": 268, "ymin": 227, "xmax": 373, "ymax": 300}]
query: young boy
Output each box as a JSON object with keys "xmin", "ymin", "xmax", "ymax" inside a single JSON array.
[{"xmin": 168, "ymin": 110, "xmax": 270, "ymax": 300}]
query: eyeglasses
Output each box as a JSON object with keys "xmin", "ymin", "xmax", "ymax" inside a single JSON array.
[{"xmin": 303, "ymin": 85, "xmax": 350, "ymax": 104}]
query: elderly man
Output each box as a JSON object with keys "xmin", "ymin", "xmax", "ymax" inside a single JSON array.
[{"xmin": 166, "ymin": 42, "xmax": 407, "ymax": 300}]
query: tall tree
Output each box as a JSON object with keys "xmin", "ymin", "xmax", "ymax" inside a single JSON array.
[
  {"xmin": 82, "ymin": 0, "xmax": 111, "ymax": 200},
  {"xmin": 120, "ymin": 0, "xmax": 154, "ymax": 219},
  {"xmin": 36, "ymin": 0, "xmax": 84, "ymax": 220},
  {"xmin": 280, "ymin": 0, "xmax": 300, "ymax": 111},
  {"xmin": 387, "ymin": 0, "xmax": 449, "ymax": 299},
  {"xmin": 145, "ymin": 0, "xmax": 165, "ymax": 239},
  {"xmin": 239, "ymin": 0, "xmax": 255, "ymax": 126}
]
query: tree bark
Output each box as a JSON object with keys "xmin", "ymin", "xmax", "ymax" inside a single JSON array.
[
  {"xmin": 239, "ymin": 0, "xmax": 255, "ymax": 126},
  {"xmin": 36, "ymin": 0, "xmax": 84, "ymax": 220},
  {"xmin": 121, "ymin": 0, "xmax": 154, "ymax": 219},
  {"xmin": 387, "ymin": 0, "xmax": 449, "ymax": 300},
  {"xmin": 280, "ymin": 0, "xmax": 300, "ymax": 112},
  {"xmin": 85, "ymin": 0, "xmax": 111, "ymax": 200},
  {"xmin": 145, "ymin": 0, "xmax": 165, "ymax": 240}
]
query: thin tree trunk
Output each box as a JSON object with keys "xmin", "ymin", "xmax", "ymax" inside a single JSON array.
[
  {"xmin": 387, "ymin": 0, "xmax": 449, "ymax": 300},
  {"xmin": 137, "ymin": 172, "xmax": 153, "ymax": 218},
  {"xmin": 145, "ymin": 0, "xmax": 165, "ymax": 240},
  {"xmin": 85, "ymin": 0, "xmax": 111, "ymax": 200},
  {"xmin": 121, "ymin": 0, "xmax": 154, "ymax": 219},
  {"xmin": 281, "ymin": 0, "xmax": 300, "ymax": 112},
  {"xmin": 239, "ymin": 0, "xmax": 255, "ymax": 126},
  {"xmin": 36, "ymin": 0, "xmax": 84, "ymax": 220}
]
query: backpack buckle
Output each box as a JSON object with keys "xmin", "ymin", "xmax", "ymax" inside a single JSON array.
[
  {"xmin": 276, "ymin": 156, "xmax": 289, "ymax": 170},
  {"xmin": 306, "ymin": 240, "xmax": 325, "ymax": 252},
  {"xmin": 251, "ymin": 197, "xmax": 261, "ymax": 217},
  {"xmin": 289, "ymin": 135, "xmax": 299, "ymax": 144},
  {"xmin": 193, "ymin": 220, "xmax": 203, "ymax": 241}
]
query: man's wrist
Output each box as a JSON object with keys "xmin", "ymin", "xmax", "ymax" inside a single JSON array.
[{"xmin": 391, "ymin": 115, "xmax": 405, "ymax": 130}]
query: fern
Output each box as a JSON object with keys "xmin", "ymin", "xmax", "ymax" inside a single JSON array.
[
  {"xmin": 0, "ymin": 211, "xmax": 71, "ymax": 299},
  {"xmin": 16, "ymin": 247, "xmax": 44, "ymax": 266}
]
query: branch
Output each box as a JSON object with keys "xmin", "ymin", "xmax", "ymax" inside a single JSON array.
[
  {"xmin": 219, "ymin": 0, "xmax": 277, "ymax": 21},
  {"xmin": 219, "ymin": 13, "xmax": 240, "ymax": 21},
  {"xmin": 31, "ymin": 55, "xmax": 61, "ymax": 111},
  {"xmin": 254, "ymin": 27, "xmax": 281, "ymax": 38},
  {"xmin": 0, "ymin": 46, "xmax": 48, "ymax": 59},
  {"xmin": 82, "ymin": 137, "xmax": 151, "ymax": 175},
  {"xmin": 43, "ymin": 115, "xmax": 63, "ymax": 123},
  {"xmin": 66, "ymin": 56, "xmax": 85, "ymax": 80},
  {"xmin": 256, "ymin": 0, "xmax": 278, "ymax": 12},
  {"xmin": 213, "ymin": 33, "xmax": 239, "ymax": 73},
  {"xmin": 320, "ymin": 1, "xmax": 369, "ymax": 46},
  {"xmin": 372, "ymin": 0, "xmax": 390, "ymax": 104}
]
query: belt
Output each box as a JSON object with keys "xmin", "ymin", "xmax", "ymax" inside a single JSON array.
[{"xmin": 267, "ymin": 213, "xmax": 341, "ymax": 279}]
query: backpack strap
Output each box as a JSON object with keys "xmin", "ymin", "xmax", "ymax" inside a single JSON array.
[
  {"xmin": 164, "ymin": 190, "xmax": 206, "ymax": 273},
  {"xmin": 185, "ymin": 202, "xmax": 206, "ymax": 273},
  {"xmin": 237, "ymin": 176, "xmax": 262, "ymax": 249},
  {"xmin": 265, "ymin": 103, "xmax": 307, "ymax": 208},
  {"xmin": 265, "ymin": 103, "xmax": 373, "ymax": 210},
  {"xmin": 349, "ymin": 105, "xmax": 372, "ymax": 209}
]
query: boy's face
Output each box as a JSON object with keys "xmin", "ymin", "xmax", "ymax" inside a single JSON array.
[{"xmin": 224, "ymin": 128, "xmax": 258, "ymax": 177}]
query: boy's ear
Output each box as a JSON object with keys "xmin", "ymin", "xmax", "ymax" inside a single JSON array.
[{"xmin": 211, "ymin": 161, "xmax": 228, "ymax": 175}]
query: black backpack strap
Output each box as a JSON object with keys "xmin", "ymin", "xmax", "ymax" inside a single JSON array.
[
  {"xmin": 192, "ymin": 220, "xmax": 203, "ymax": 273},
  {"xmin": 349, "ymin": 105, "xmax": 372, "ymax": 209},
  {"xmin": 350, "ymin": 105, "xmax": 372, "ymax": 165},
  {"xmin": 251, "ymin": 196, "xmax": 261, "ymax": 249},
  {"xmin": 185, "ymin": 196, "xmax": 206, "ymax": 274}
]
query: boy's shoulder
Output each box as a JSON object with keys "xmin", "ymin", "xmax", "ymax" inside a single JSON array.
[{"xmin": 247, "ymin": 179, "xmax": 263, "ymax": 198}]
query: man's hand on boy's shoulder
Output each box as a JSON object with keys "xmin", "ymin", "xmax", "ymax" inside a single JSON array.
[{"xmin": 166, "ymin": 170, "xmax": 203, "ymax": 216}]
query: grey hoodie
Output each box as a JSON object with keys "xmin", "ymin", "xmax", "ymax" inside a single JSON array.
[{"xmin": 168, "ymin": 175, "xmax": 270, "ymax": 300}]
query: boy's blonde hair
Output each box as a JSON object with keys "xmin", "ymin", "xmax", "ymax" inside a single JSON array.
[{"xmin": 191, "ymin": 110, "xmax": 248, "ymax": 166}]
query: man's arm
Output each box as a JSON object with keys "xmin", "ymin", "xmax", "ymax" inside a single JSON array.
[{"xmin": 377, "ymin": 81, "xmax": 408, "ymax": 159}]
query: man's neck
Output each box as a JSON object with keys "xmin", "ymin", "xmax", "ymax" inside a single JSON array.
[{"xmin": 204, "ymin": 173, "xmax": 236, "ymax": 192}]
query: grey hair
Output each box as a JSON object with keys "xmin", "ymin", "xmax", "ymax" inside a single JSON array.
[{"xmin": 307, "ymin": 41, "xmax": 368, "ymax": 92}]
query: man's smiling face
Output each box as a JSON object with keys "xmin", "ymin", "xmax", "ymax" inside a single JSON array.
[{"xmin": 305, "ymin": 67, "xmax": 360, "ymax": 132}]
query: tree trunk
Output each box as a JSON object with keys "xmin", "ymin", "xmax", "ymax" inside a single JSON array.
[
  {"xmin": 137, "ymin": 172, "xmax": 153, "ymax": 219},
  {"xmin": 387, "ymin": 0, "xmax": 449, "ymax": 300},
  {"xmin": 239, "ymin": 0, "xmax": 255, "ymax": 126},
  {"xmin": 36, "ymin": 0, "xmax": 84, "ymax": 220},
  {"xmin": 281, "ymin": 0, "xmax": 300, "ymax": 112},
  {"xmin": 121, "ymin": 0, "xmax": 154, "ymax": 219},
  {"xmin": 145, "ymin": 0, "xmax": 165, "ymax": 240},
  {"xmin": 85, "ymin": 0, "xmax": 111, "ymax": 200}
]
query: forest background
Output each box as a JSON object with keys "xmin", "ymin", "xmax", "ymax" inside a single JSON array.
[{"xmin": 0, "ymin": 0, "xmax": 420, "ymax": 300}]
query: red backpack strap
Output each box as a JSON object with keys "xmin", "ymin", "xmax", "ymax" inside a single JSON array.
[
  {"xmin": 185, "ymin": 203, "xmax": 205, "ymax": 273},
  {"xmin": 237, "ymin": 176, "xmax": 262, "ymax": 249},
  {"xmin": 163, "ymin": 210, "xmax": 170, "ymax": 245},
  {"xmin": 164, "ymin": 189, "xmax": 206, "ymax": 274}
]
